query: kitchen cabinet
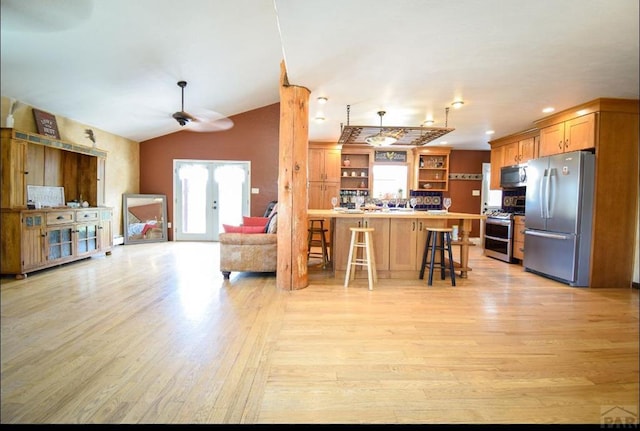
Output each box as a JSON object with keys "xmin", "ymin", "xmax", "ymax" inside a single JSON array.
[
  {"xmin": 413, "ymin": 147, "xmax": 451, "ymax": 192},
  {"xmin": 0, "ymin": 207, "xmax": 113, "ymax": 279},
  {"xmin": 513, "ymin": 215, "xmax": 525, "ymax": 261},
  {"xmin": 308, "ymin": 144, "xmax": 341, "ymax": 209},
  {"xmin": 538, "ymin": 113, "xmax": 595, "ymax": 157},
  {"xmin": 0, "ymin": 136, "xmax": 27, "ymax": 208},
  {"xmin": 332, "ymin": 217, "xmax": 389, "ymax": 272},
  {"xmin": 503, "ymin": 137, "xmax": 538, "ymax": 166},
  {"xmin": 489, "ymin": 146, "xmax": 504, "ymax": 190},
  {"xmin": 488, "ymin": 128, "xmax": 539, "ymax": 190},
  {"xmin": 388, "ymin": 218, "xmax": 448, "ymax": 271}
]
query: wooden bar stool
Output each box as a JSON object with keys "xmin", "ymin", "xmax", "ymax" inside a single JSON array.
[
  {"xmin": 307, "ymin": 218, "xmax": 330, "ymax": 268},
  {"xmin": 344, "ymin": 227, "xmax": 377, "ymax": 290},
  {"xmin": 419, "ymin": 227, "xmax": 456, "ymax": 286}
]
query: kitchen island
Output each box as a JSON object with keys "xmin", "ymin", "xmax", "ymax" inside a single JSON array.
[{"xmin": 307, "ymin": 209, "xmax": 485, "ymax": 280}]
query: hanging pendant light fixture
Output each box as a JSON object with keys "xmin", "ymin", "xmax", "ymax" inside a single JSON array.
[{"xmin": 364, "ymin": 111, "xmax": 397, "ymax": 147}]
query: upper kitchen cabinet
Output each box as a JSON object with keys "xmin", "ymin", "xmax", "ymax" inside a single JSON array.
[
  {"xmin": 538, "ymin": 113, "xmax": 595, "ymax": 157},
  {"xmin": 488, "ymin": 128, "xmax": 539, "ymax": 189},
  {"xmin": 308, "ymin": 143, "xmax": 341, "ymax": 209},
  {"xmin": 412, "ymin": 147, "xmax": 451, "ymax": 192}
]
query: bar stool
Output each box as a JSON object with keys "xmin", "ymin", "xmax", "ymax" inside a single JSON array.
[
  {"xmin": 344, "ymin": 227, "xmax": 377, "ymax": 290},
  {"xmin": 419, "ymin": 227, "xmax": 456, "ymax": 286},
  {"xmin": 307, "ymin": 218, "xmax": 330, "ymax": 268}
]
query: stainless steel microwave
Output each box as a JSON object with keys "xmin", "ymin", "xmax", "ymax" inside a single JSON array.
[{"xmin": 500, "ymin": 164, "xmax": 527, "ymax": 188}]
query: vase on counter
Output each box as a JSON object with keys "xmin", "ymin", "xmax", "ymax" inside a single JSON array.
[{"xmin": 343, "ymin": 156, "xmax": 350, "ymax": 167}]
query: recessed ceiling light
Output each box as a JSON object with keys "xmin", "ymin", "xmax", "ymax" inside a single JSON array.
[
  {"xmin": 317, "ymin": 97, "xmax": 328, "ymax": 104},
  {"xmin": 451, "ymin": 100, "xmax": 464, "ymax": 109},
  {"xmin": 486, "ymin": 130, "xmax": 495, "ymax": 135},
  {"xmin": 542, "ymin": 107, "xmax": 555, "ymax": 113},
  {"xmin": 439, "ymin": 141, "xmax": 448, "ymax": 145},
  {"xmin": 314, "ymin": 116, "xmax": 325, "ymax": 122},
  {"xmin": 423, "ymin": 119, "xmax": 435, "ymax": 126}
]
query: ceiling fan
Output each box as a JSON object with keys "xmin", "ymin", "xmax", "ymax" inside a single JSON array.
[{"xmin": 171, "ymin": 80, "xmax": 233, "ymax": 132}]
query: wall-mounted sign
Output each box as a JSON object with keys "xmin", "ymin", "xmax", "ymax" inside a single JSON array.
[
  {"xmin": 32, "ymin": 108, "xmax": 60, "ymax": 139},
  {"xmin": 374, "ymin": 150, "xmax": 407, "ymax": 163}
]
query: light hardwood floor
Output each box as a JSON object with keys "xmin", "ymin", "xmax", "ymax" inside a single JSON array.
[{"xmin": 1, "ymin": 241, "xmax": 638, "ymax": 424}]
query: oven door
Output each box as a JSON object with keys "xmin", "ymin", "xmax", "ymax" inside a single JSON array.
[{"xmin": 484, "ymin": 218, "xmax": 513, "ymax": 262}]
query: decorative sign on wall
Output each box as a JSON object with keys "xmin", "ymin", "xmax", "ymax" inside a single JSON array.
[
  {"xmin": 32, "ymin": 108, "xmax": 60, "ymax": 139},
  {"xmin": 374, "ymin": 150, "xmax": 407, "ymax": 163}
]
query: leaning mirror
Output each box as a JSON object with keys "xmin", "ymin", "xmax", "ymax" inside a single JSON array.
[{"xmin": 122, "ymin": 194, "xmax": 168, "ymax": 244}]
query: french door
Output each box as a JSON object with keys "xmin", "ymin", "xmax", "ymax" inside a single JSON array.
[{"xmin": 173, "ymin": 160, "xmax": 250, "ymax": 241}]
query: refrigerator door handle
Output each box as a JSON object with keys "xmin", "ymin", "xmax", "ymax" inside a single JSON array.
[
  {"xmin": 525, "ymin": 229, "xmax": 570, "ymax": 240},
  {"xmin": 545, "ymin": 168, "xmax": 552, "ymax": 219},
  {"xmin": 548, "ymin": 169, "xmax": 556, "ymax": 219},
  {"xmin": 539, "ymin": 168, "xmax": 547, "ymax": 219}
]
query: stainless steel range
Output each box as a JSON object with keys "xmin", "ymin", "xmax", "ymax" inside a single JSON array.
[{"xmin": 484, "ymin": 210, "xmax": 515, "ymax": 263}]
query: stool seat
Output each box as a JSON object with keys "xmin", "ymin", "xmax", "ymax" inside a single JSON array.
[
  {"xmin": 308, "ymin": 218, "xmax": 330, "ymax": 268},
  {"xmin": 344, "ymin": 227, "xmax": 377, "ymax": 290},
  {"xmin": 419, "ymin": 227, "xmax": 456, "ymax": 286}
]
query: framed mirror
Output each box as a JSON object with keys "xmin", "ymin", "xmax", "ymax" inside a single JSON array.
[{"xmin": 122, "ymin": 194, "xmax": 168, "ymax": 244}]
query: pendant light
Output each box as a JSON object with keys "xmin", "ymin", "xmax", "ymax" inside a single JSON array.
[{"xmin": 365, "ymin": 111, "xmax": 397, "ymax": 147}]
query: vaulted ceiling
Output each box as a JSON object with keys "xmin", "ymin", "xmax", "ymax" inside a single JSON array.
[{"xmin": 1, "ymin": 0, "xmax": 638, "ymax": 150}]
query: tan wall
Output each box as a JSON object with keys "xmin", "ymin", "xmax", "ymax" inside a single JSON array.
[{"xmin": 1, "ymin": 96, "xmax": 140, "ymax": 238}]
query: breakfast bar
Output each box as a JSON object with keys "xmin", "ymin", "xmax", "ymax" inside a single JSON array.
[{"xmin": 307, "ymin": 209, "xmax": 485, "ymax": 280}]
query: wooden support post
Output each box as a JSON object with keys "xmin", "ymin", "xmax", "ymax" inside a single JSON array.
[{"xmin": 277, "ymin": 61, "xmax": 310, "ymax": 290}]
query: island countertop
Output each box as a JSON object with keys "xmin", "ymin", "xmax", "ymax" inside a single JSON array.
[
  {"xmin": 307, "ymin": 209, "xmax": 485, "ymax": 280},
  {"xmin": 307, "ymin": 208, "xmax": 486, "ymax": 220}
]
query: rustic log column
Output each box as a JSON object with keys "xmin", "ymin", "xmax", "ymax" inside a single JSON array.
[{"xmin": 277, "ymin": 61, "xmax": 310, "ymax": 290}]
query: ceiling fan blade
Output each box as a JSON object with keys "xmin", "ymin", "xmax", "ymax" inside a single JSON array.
[{"xmin": 187, "ymin": 117, "xmax": 234, "ymax": 132}]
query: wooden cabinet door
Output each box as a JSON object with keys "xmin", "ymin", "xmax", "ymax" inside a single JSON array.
[
  {"xmin": 490, "ymin": 146, "xmax": 503, "ymax": 190},
  {"xmin": 565, "ymin": 113, "xmax": 595, "ymax": 152},
  {"xmin": 502, "ymin": 142, "xmax": 520, "ymax": 166},
  {"xmin": 98, "ymin": 209, "xmax": 113, "ymax": 252},
  {"xmin": 389, "ymin": 218, "xmax": 418, "ymax": 271},
  {"xmin": 539, "ymin": 122, "xmax": 565, "ymax": 157},
  {"xmin": 362, "ymin": 217, "xmax": 389, "ymax": 271},
  {"xmin": 21, "ymin": 213, "xmax": 45, "ymax": 270},
  {"xmin": 308, "ymin": 148, "xmax": 325, "ymax": 181},
  {"xmin": 1, "ymin": 139, "xmax": 27, "ymax": 208},
  {"xmin": 513, "ymin": 216, "xmax": 525, "ymax": 261},
  {"xmin": 324, "ymin": 150, "xmax": 342, "ymax": 183},
  {"xmin": 308, "ymin": 182, "xmax": 325, "ymax": 209},
  {"xmin": 324, "ymin": 182, "xmax": 340, "ymax": 209},
  {"xmin": 45, "ymin": 226, "xmax": 75, "ymax": 263},
  {"xmin": 519, "ymin": 137, "xmax": 537, "ymax": 163},
  {"xmin": 333, "ymin": 218, "xmax": 361, "ymax": 271},
  {"xmin": 75, "ymin": 223, "xmax": 99, "ymax": 257}
]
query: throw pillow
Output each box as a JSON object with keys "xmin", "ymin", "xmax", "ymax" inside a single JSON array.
[
  {"xmin": 222, "ymin": 224, "xmax": 243, "ymax": 233},
  {"xmin": 222, "ymin": 224, "xmax": 266, "ymax": 234},
  {"xmin": 242, "ymin": 225, "xmax": 266, "ymax": 234},
  {"xmin": 243, "ymin": 216, "xmax": 269, "ymax": 228}
]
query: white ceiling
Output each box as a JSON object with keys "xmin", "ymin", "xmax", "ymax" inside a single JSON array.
[{"xmin": 1, "ymin": 0, "xmax": 638, "ymax": 150}]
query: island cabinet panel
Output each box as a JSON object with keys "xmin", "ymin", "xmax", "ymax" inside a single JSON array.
[
  {"xmin": 388, "ymin": 218, "xmax": 446, "ymax": 272},
  {"xmin": 332, "ymin": 217, "xmax": 390, "ymax": 273}
]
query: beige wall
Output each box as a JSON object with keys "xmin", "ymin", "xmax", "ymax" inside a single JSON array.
[{"xmin": 1, "ymin": 96, "xmax": 139, "ymax": 238}]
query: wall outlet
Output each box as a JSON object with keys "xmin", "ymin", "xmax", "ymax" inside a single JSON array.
[
  {"xmin": 251, "ymin": 188, "xmax": 259, "ymax": 194},
  {"xmin": 167, "ymin": 222, "xmax": 172, "ymax": 228},
  {"xmin": 472, "ymin": 190, "xmax": 480, "ymax": 196}
]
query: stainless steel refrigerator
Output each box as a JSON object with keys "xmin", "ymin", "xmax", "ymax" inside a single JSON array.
[{"xmin": 524, "ymin": 150, "xmax": 595, "ymax": 287}]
